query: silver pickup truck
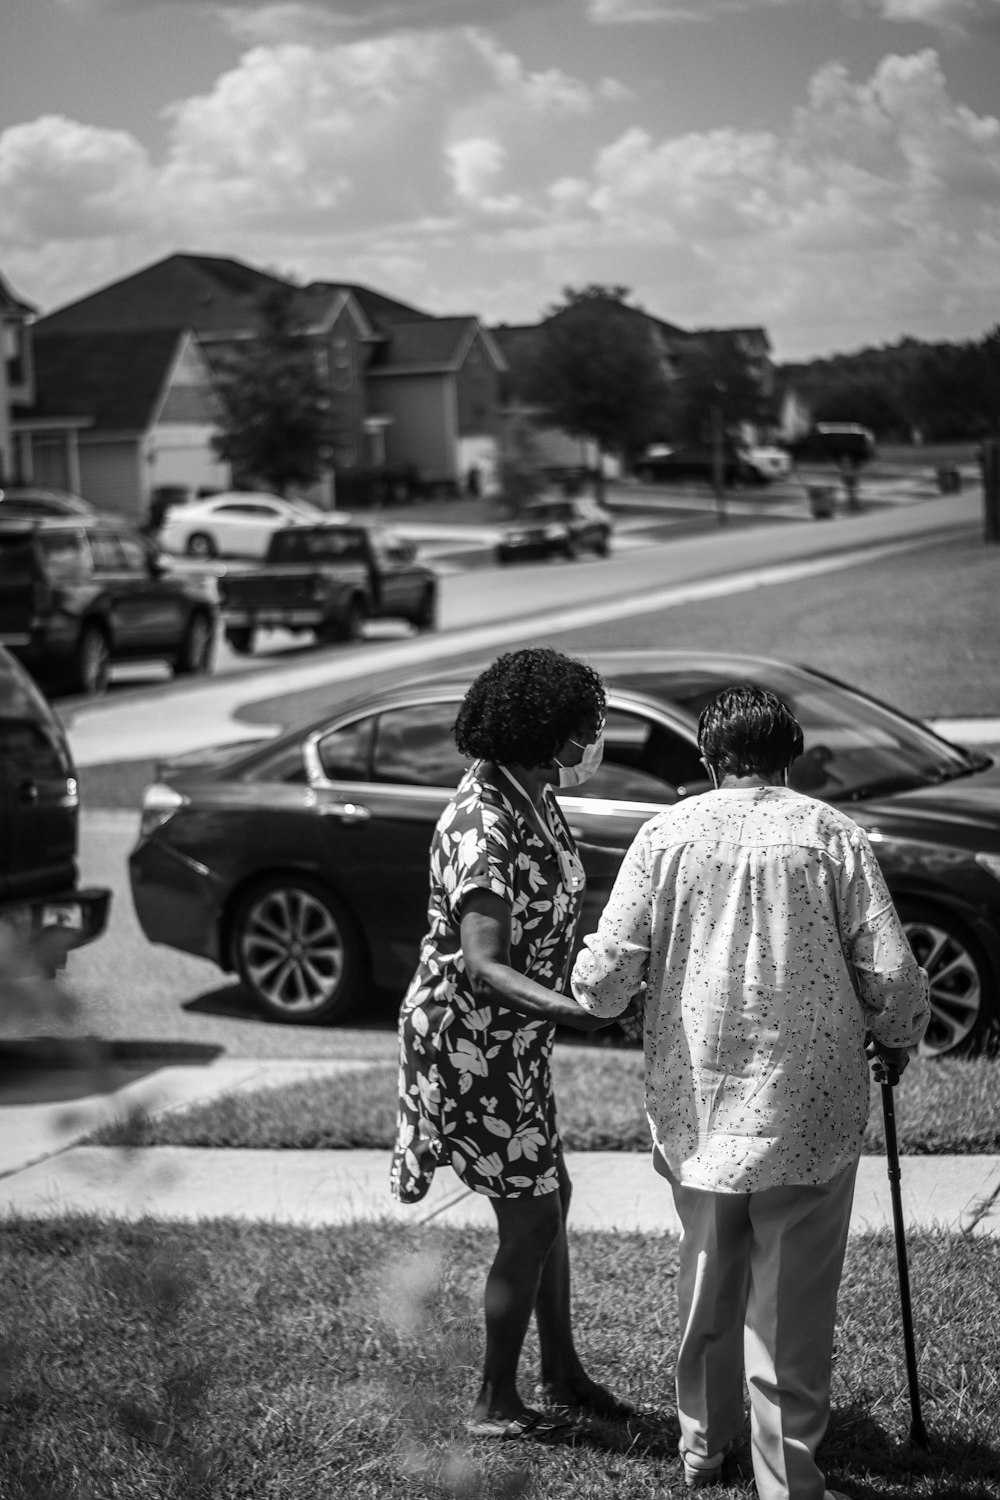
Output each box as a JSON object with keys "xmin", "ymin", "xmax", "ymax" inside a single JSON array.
[{"xmin": 218, "ymin": 520, "xmax": 438, "ymax": 653}]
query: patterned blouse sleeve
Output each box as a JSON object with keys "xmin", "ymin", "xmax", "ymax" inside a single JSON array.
[
  {"xmin": 840, "ymin": 826, "xmax": 930, "ymax": 1048},
  {"xmin": 570, "ymin": 824, "xmax": 653, "ymax": 1017},
  {"xmin": 442, "ymin": 794, "xmax": 519, "ymax": 921}
]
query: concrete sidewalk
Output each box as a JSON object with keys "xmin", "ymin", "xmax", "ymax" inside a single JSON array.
[{"xmin": 2, "ymin": 1057, "xmax": 998, "ymax": 1238}]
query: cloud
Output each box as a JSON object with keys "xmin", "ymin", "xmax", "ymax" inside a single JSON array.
[{"xmin": 0, "ymin": 116, "xmax": 154, "ymax": 240}]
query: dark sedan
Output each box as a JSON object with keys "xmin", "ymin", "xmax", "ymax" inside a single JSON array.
[
  {"xmin": 496, "ymin": 497, "xmax": 612, "ymax": 564},
  {"xmin": 634, "ymin": 444, "xmax": 759, "ymax": 487},
  {"xmin": 128, "ymin": 651, "xmax": 1000, "ymax": 1057}
]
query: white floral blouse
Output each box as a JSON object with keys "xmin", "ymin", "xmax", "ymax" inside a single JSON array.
[
  {"xmin": 572, "ymin": 786, "xmax": 930, "ymax": 1193},
  {"xmin": 391, "ymin": 761, "xmax": 584, "ymax": 1204}
]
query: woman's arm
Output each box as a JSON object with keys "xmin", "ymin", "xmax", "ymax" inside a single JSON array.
[{"xmin": 460, "ymin": 890, "xmax": 612, "ymax": 1031}]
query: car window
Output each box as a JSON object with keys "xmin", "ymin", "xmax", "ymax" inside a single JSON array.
[
  {"xmin": 316, "ymin": 716, "xmax": 375, "ymax": 781},
  {"xmin": 269, "ymin": 529, "xmax": 367, "ymax": 564},
  {"xmin": 372, "ymin": 703, "xmax": 466, "ymax": 787},
  {"xmin": 117, "ymin": 533, "xmax": 150, "ymax": 571},
  {"xmin": 38, "ymin": 532, "xmax": 89, "ymax": 581},
  {"xmin": 88, "ymin": 533, "xmax": 125, "ymax": 571},
  {"xmin": 562, "ymin": 708, "xmax": 707, "ymax": 804},
  {"xmin": 0, "ymin": 533, "xmax": 36, "ymax": 582}
]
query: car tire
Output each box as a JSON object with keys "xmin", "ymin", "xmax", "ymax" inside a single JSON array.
[
  {"xmin": 72, "ymin": 624, "xmax": 111, "ymax": 697},
  {"xmin": 338, "ymin": 595, "xmax": 368, "ymax": 642},
  {"xmin": 185, "ymin": 532, "xmax": 217, "ymax": 560},
  {"xmin": 231, "ymin": 874, "xmax": 363, "ymax": 1025},
  {"xmin": 594, "ymin": 531, "xmax": 611, "ymax": 558},
  {"xmin": 496, "ymin": 548, "xmax": 511, "ymax": 565},
  {"xmin": 412, "ymin": 584, "xmax": 438, "ymax": 631},
  {"xmin": 897, "ymin": 898, "xmax": 996, "ymax": 1058},
  {"xmin": 174, "ymin": 611, "xmax": 216, "ymax": 676},
  {"xmin": 563, "ymin": 535, "xmax": 580, "ymax": 561},
  {"xmin": 225, "ymin": 626, "xmax": 255, "ymax": 655}
]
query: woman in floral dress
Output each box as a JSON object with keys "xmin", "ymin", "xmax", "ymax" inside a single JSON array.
[{"xmin": 391, "ymin": 647, "xmax": 634, "ymax": 1440}]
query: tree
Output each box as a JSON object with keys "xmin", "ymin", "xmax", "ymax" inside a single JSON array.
[
  {"xmin": 520, "ymin": 286, "xmax": 672, "ymax": 495},
  {"xmin": 211, "ymin": 283, "xmax": 338, "ymax": 497},
  {"xmin": 666, "ymin": 334, "xmax": 767, "ymax": 446}
]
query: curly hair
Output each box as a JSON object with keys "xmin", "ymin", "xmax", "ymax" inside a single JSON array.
[
  {"xmin": 698, "ymin": 684, "xmax": 803, "ymax": 779},
  {"xmin": 454, "ymin": 648, "xmax": 606, "ymax": 768}
]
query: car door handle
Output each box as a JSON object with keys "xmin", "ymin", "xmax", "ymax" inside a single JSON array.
[{"xmin": 316, "ymin": 799, "xmax": 372, "ymax": 824}]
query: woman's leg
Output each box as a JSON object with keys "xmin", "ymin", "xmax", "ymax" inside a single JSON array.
[
  {"xmin": 472, "ymin": 1187, "xmax": 564, "ymax": 1423},
  {"xmin": 534, "ymin": 1155, "xmax": 590, "ymax": 1390}
]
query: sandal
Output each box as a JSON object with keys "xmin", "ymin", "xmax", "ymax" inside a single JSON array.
[
  {"xmin": 534, "ymin": 1380, "xmax": 637, "ymax": 1419},
  {"xmin": 467, "ymin": 1407, "xmax": 581, "ymax": 1442}
]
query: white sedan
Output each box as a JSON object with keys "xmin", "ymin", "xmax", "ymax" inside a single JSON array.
[
  {"xmin": 742, "ymin": 445, "xmax": 793, "ymax": 482},
  {"xmin": 158, "ymin": 492, "xmax": 322, "ymax": 559}
]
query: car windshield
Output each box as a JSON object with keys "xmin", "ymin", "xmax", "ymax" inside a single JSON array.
[
  {"xmin": 613, "ymin": 663, "xmax": 976, "ymax": 803},
  {"xmin": 268, "ymin": 528, "xmax": 367, "ymax": 563}
]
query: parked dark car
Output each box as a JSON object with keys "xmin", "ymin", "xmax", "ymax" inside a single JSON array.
[
  {"xmin": 0, "ymin": 514, "xmax": 219, "ymax": 696},
  {"xmin": 0, "ymin": 485, "xmax": 98, "ymax": 518},
  {"xmin": 219, "ymin": 519, "xmax": 438, "ymax": 652},
  {"xmin": 0, "ymin": 644, "xmax": 110, "ymax": 989},
  {"xmin": 788, "ymin": 424, "xmax": 876, "ymax": 466},
  {"xmin": 496, "ymin": 497, "xmax": 613, "ymax": 563},
  {"xmin": 128, "ymin": 650, "xmax": 1000, "ymax": 1058},
  {"xmin": 633, "ymin": 444, "xmax": 760, "ymax": 486}
]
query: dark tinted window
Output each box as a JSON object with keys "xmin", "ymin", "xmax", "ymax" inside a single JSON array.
[
  {"xmin": 117, "ymin": 533, "xmax": 149, "ymax": 571},
  {"xmin": 269, "ymin": 529, "xmax": 367, "ymax": 564},
  {"xmin": 373, "ymin": 703, "xmax": 465, "ymax": 787},
  {"xmin": 317, "ymin": 717, "xmax": 374, "ymax": 781},
  {"xmin": 39, "ymin": 532, "xmax": 88, "ymax": 580},
  {"xmin": 88, "ymin": 533, "xmax": 125, "ymax": 570}
]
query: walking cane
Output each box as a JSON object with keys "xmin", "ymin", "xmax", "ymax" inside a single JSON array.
[{"xmin": 878, "ymin": 1069, "xmax": 930, "ymax": 1450}]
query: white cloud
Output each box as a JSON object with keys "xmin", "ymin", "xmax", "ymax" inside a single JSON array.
[{"xmin": 0, "ymin": 116, "xmax": 154, "ymax": 241}]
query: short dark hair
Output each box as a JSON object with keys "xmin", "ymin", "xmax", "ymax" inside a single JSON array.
[
  {"xmin": 698, "ymin": 684, "xmax": 803, "ymax": 779},
  {"xmin": 455, "ymin": 648, "xmax": 605, "ymax": 768}
]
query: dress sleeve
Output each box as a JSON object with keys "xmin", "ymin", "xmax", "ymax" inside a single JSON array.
[
  {"xmin": 438, "ymin": 791, "xmax": 518, "ymax": 921},
  {"xmin": 570, "ymin": 824, "xmax": 652, "ymax": 1017},
  {"xmin": 840, "ymin": 826, "xmax": 930, "ymax": 1048}
]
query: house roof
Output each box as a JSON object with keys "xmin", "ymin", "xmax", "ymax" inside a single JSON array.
[
  {"xmin": 24, "ymin": 329, "xmax": 190, "ymax": 431},
  {"xmin": 368, "ymin": 316, "xmax": 504, "ymax": 376},
  {"xmin": 36, "ymin": 253, "xmax": 288, "ymax": 335},
  {"xmin": 0, "ymin": 269, "xmax": 35, "ymax": 318},
  {"xmin": 298, "ymin": 281, "xmax": 432, "ymax": 335}
]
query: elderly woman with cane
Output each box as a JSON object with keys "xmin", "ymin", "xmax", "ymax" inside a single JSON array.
[
  {"xmin": 391, "ymin": 647, "xmax": 634, "ymax": 1442},
  {"xmin": 571, "ymin": 684, "xmax": 929, "ymax": 1499}
]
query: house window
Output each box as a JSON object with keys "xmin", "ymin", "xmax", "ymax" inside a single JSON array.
[{"xmin": 332, "ymin": 336, "xmax": 355, "ymax": 392}]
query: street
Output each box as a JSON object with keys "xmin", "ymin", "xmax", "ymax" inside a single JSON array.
[{"xmin": 62, "ymin": 488, "xmax": 998, "ymax": 1060}]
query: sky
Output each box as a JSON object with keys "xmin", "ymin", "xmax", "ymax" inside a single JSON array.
[{"xmin": 2, "ymin": 0, "xmax": 999, "ymax": 361}]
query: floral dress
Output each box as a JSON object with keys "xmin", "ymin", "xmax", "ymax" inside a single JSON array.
[{"xmin": 391, "ymin": 761, "xmax": 585, "ymax": 1204}]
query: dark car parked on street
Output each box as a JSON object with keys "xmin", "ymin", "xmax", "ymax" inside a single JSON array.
[
  {"xmin": 633, "ymin": 443, "xmax": 761, "ymax": 487},
  {"xmin": 128, "ymin": 650, "xmax": 1000, "ymax": 1058},
  {"xmin": 0, "ymin": 644, "xmax": 110, "ymax": 991},
  {"xmin": 788, "ymin": 424, "xmax": 876, "ymax": 467},
  {"xmin": 0, "ymin": 514, "xmax": 219, "ymax": 696},
  {"xmin": 496, "ymin": 497, "xmax": 613, "ymax": 563}
]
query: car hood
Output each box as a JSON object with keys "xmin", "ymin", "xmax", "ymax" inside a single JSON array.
[{"xmin": 857, "ymin": 760, "xmax": 1000, "ymax": 840}]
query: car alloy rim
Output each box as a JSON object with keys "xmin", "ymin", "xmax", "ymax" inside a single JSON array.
[
  {"xmin": 241, "ymin": 887, "xmax": 345, "ymax": 1014},
  {"xmin": 905, "ymin": 917, "xmax": 982, "ymax": 1057}
]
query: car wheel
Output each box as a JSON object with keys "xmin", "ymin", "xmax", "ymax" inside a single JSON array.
[
  {"xmin": 339, "ymin": 595, "xmax": 368, "ymax": 642},
  {"xmin": 594, "ymin": 531, "xmax": 611, "ymax": 558},
  {"xmin": 563, "ymin": 535, "xmax": 580, "ymax": 561},
  {"xmin": 174, "ymin": 612, "xmax": 216, "ymax": 676},
  {"xmin": 496, "ymin": 548, "xmax": 511, "ymax": 566},
  {"xmin": 72, "ymin": 625, "xmax": 111, "ymax": 697},
  {"xmin": 232, "ymin": 875, "xmax": 363, "ymax": 1024},
  {"xmin": 412, "ymin": 583, "xmax": 438, "ymax": 631},
  {"xmin": 185, "ymin": 532, "xmax": 217, "ymax": 560},
  {"xmin": 225, "ymin": 626, "xmax": 255, "ymax": 655},
  {"xmin": 897, "ymin": 899, "xmax": 995, "ymax": 1058}
]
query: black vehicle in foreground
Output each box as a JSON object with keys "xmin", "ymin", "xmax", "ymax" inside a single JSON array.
[
  {"xmin": 0, "ymin": 645, "xmax": 109, "ymax": 998},
  {"xmin": 496, "ymin": 497, "xmax": 613, "ymax": 563},
  {"xmin": 0, "ymin": 514, "xmax": 219, "ymax": 695},
  {"xmin": 0, "ymin": 485, "xmax": 98, "ymax": 519},
  {"xmin": 129, "ymin": 651, "xmax": 1000, "ymax": 1058}
]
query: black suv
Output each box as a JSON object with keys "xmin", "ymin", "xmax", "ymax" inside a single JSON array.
[
  {"xmin": 0, "ymin": 645, "xmax": 110, "ymax": 983},
  {"xmin": 0, "ymin": 515, "xmax": 219, "ymax": 696}
]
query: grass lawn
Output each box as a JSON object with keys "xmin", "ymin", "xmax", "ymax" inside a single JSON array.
[
  {"xmin": 1, "ymin": 1216, "xmax": 998, "ymax": 1500},
  {"xmin": 88, "ymin": 1051, "xmax": 1000, "ymax": 1155}
]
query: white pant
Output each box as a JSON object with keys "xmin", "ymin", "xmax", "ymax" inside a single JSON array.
[{"xmin": 664, "ymin": 1159, "xmax": 858, "ymax": 1500}]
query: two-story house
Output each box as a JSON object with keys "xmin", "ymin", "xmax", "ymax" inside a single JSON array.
[{"xmin": 32, "ymin": 254, "xmax": 508, "ymax": 518}]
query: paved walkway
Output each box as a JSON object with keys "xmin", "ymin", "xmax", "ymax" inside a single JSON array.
[{"xmin": 2, "ymin": 1057, "xmax": 998, "ymax": 1238}]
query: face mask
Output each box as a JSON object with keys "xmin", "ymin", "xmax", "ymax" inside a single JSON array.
[{"xmin": 554, "ymin": 732, "xmax": 604, "ymax": 789}]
